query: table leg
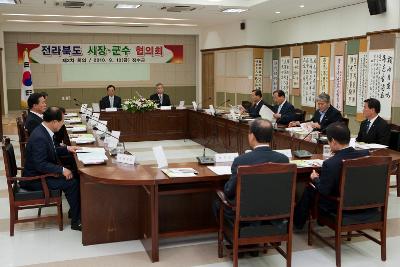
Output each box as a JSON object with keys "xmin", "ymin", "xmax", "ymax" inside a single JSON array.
[{"xmin": 141, "ymin": 185, "xmax": 159, "ymax": 262}]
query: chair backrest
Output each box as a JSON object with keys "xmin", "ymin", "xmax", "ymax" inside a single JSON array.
[
  {"xmin": 2, "ymin": 138, "xmax": 18, "ymax": 178},
  {"xmin": 339, "ymin": 156, "xmax": 391, "ymax": 210},
  {"xmin": 294, "ymin": 108, "xmax": 306, "ymax": 122},
  {"xmin": 236, "ymin": 162, "xmax": 297, "ymax": 221},
  {"xmin": 16, "ymin": 117, "xmax": 28, "ymax": 143},
  {"xmin": 342, "ymin": 117, "xmax": 349, "ymax": 127}
]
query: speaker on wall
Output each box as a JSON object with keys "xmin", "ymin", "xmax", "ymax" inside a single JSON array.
[
  {"xmin": 367, "ymin": 0, "xmax": 386, "ymax": 15},
  {"xmin": 240, "ymin": 22, "xmax": 245, "ymax": 30}
]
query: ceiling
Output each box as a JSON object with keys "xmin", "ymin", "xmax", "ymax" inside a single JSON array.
[{"xmin": 0, "ymin": 0, "xmax": 367, "ymax": 28}]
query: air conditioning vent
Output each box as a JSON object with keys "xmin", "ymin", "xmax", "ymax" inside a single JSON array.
[
  {"xmin": 55, "ymin": 1, "xmax": 93, "ymax": 8},
  {"xmin": 161, "ymin": 5, "xmax": 196, "ymax": 12}
]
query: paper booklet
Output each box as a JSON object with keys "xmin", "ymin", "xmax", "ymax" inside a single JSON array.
[{"xmin": 259, "ymin": 105, "xmax": 276, "ymax": 122}]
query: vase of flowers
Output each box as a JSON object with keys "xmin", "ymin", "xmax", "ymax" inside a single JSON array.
[{"xmin": 122, "ymin": 97, "xmax": 157, "ymax": 113}]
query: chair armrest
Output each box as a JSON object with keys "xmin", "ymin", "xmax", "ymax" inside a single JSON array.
[
  {"xmin": 8, "ymin": 173, "xmax": 60, "ymax": 182},
  {"xmin": 216, "ymin": 190, "xmax": 235, "ymax": 210},
  {"xmin": 318, "ymin": 193, "xmax": 340, "ymax": 202},
  {"xmin": 17, "ymin": 167, "xmax": 24, "ymax": 171}
]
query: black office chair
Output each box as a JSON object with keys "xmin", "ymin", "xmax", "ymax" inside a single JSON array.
[{"xmin": 217, "ymin": 162, "xmax": 297, "ymax": 267}]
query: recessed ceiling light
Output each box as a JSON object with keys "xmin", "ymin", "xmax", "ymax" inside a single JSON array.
[
  {"xmin": 0, "ymin": 0, "xmax": 15, "ymax": 4},
  {"xmin": 275, "ymin": 11, "xmax": 281, "ymax": 14},
  {"xmin": 115, "ymin": 4, "xmax": 141, "ymax": 9},
  {"xmin": 221, "ymin": 8, "xmax": 248, "ymax": 13},
  {"xmin": 299, "ymin": 5, "xmax": 305, "ymax": 8}
]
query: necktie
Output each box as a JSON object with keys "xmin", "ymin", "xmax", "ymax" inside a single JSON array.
[
  {"xmin": 110, "ymin": 97, "xmax": 114, "ymax": 108},
  {"xmin": 159, "ymin": 95, "xmax": 163, "ymax": 105},
  {"xmin": 365, "ymin": 120, "xmax": 371, "ymax": 133}
]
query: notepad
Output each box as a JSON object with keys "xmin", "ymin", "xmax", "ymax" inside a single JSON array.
[
  {"xmin": 207, "ymin": 166, "xmax": 231, "ymax": 175},
  {"xmin": 162, "ymin": 168, "xmax": 198, "ymax": 177}
]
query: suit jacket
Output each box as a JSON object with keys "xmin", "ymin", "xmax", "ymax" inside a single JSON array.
[
  {"xmin": 22, "ymin": 124, "xmax": 67, "ymax": 179},
  {"xmin": 224, "ymin": 146, "xmax": 289, "ymax": 202},
  {"xmin": 149, "ymin": 93, "xmax": 171, "ymax": 107},
  {"xmin": 24, "ymin": 111, "xmax": 43, "ymax": 136},
  {"xmin": 272, "ymin": 101, "xmax": 296, "ymax": 125},
  {"xmin": 356, "ymin": 116, "xmax": 390, "ymax": 145},
  {"xmin": 315, "ymin": 147, "xmax": 369, "ymax": 211},
  {"xmin": 311, "ymin": 105, "xmax": 342, "ymax": 133},
  {"xmin": 247, "ymin": 100, "xmax": 266, "ymax": 118},
  {"xmin": 99, "ymin": 95, "xmax": 122, "ymax": 109}
]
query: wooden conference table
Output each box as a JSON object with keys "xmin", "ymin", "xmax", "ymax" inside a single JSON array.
[{"xmin": 76, "ymin": 109, "xmax": 400, "ymax": 262}]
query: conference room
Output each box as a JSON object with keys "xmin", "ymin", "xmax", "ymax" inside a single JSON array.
[{"xmin": 1, "ymin": 0, "xmax": 400, "ymax": 267}]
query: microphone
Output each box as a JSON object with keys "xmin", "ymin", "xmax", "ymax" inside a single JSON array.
[
  {"xmin": 135, "ymin": 91, "xmax": 144, "ymax": 99},
  {"xmin": 292, "ymin": 130, "xmax": 316, "ymax": 158},
  {"xmin": 214, "ymin": 99, "xmax": 230, "ymax": 116},
  {"xmin": 95, "ymin": 127, "xmax": 126, "ymax": 155}
]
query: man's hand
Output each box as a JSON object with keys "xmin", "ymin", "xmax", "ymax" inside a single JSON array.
[
  {"xmin": 67, "ymin": 146, "xmax": 81, "ymax": 153},
  {"xmin": 239, "ymin": 106, "xmax": 245, "ymax": 114},
  {"xmin": 63, "ymin": 168, "xmax": 73, "ymax": 180},
  {"xmin": 288, "ymin": 121, "xmax": 300, "ymax": 127},
  {"xmin": 273, "ymin": 113, "xmax": 281, "ymax": 119},
  {"xmin": 310, "ymin": 170, "xmax": 320, "ymax": 181},
  {"xmin": 311, "ymin": 122, "xmax": 321, "ymax": 129}
]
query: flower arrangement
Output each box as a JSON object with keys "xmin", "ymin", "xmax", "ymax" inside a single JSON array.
[{"xmin": 122, "ymin": 97, "xmax": 157, "ymax": 113}]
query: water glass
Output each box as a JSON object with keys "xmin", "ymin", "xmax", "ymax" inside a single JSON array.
[{"xmin": 323, "ymin": 145, "xmax": 331, "ymax": 158}]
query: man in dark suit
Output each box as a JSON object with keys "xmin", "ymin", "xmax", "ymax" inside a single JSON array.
[
  {"xmin": 213, "ymin": 119, "xmax": 289, "ymax": 219},
  {"xmin": 149, "ymin": 82, "xmax": 171, "ymax": 107},
  {"xmin": 99, "ymin": 85, "xmax": 122, "ymax": 109},
  {"xmin": 20, "ymin": 107, "xmax": 82, "ymax": 231},
  {"xmin": 272, "ymin": 89, "xmax": 296, "ymax": 125},
  {"xmin": 356, "ymin": 98, "xmax": 390, "ymax": 145},
  {"xmin": 294, "ymin": 122, "xmax": 369, "ymax": 229},
  {"xmin": 240, "ymin": 89, "xmax": 266, "ymax": 118},
  {"xmin": 24, "ymin": 92, "xmax": 47, "ymax": 135},
  {"xmin": 289, "ymin": 93, "xmax": 342, "ymax": 133}
]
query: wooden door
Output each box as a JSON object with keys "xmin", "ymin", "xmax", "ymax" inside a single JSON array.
[{"xmin": 201, "ymin": 52, "xmax": 214, "ymax": 108}]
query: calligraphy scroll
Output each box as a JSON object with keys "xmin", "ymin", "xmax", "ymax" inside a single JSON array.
[
  {"xmin": 345, "ymin": 54, "xmax": 358, "ymax": 106},
  {"xmin": 356, "ymin": 52, "xmax": 368, "ymax": 114},
  {"xmin": 279, "ymin": 56, "xmax": 291, "ymax": 97},
  {"xmin": 319, "ymin": 56, "xmax": 330, "ymax": 94},
  {"xmin": 367, "ymin": 49, "xmax": 394, "ymax": 119},
  {"xmin": 272, "ymin": 59, "xmax": 279, "ymax": 91},
  {"xmin": 301, "ymin": 55, "xmax": 317, "ymax": 107},
  {"xmin": 333, "ymin": 56, "xmax": 344, "ymax": 111},
  {"xmin": 292, "ymin": 57, "xmax": 300, "ymax": 89}
]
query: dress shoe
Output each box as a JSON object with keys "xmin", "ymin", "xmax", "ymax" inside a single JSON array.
[{"xmin": 71, "ymin": 221, "xmax": 82, "ymax": 231}]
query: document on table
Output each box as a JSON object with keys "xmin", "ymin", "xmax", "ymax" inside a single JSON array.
[
  {"xmin": 70, "ymin": 134, "xmax": 96, "ymax": 144},
  {"xmin": 162, "ymin": 168, "xmax": 198, "ymax": 177},
  {"xmin": 66, "ymin": 124, "xmax": 87, "ymax": 132},
  {"xmin": 207, "ymin": 166, "xmax": 232, "ymax": 175},
  {"xmin": 65, "ymin": 113, "xmax": 78, "ymax": 117},
  {"xmin": 64, "ymin": 117, "xmax": 82, "ymax": 124},
  {"xmin": 290, "ymin": 159, "xmax": 323, "ymax": 168},
  {"xmin": 355, "ymin": 143, "xmax": 388, "ymax": 149},
  {"xmin": 76, "ymin": 147, "xmax": 107, "ymax": 164}
]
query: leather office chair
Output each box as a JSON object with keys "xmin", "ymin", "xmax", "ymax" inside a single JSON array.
[
  {"xmin": 2, "ymin": 137, "xmax": 63, "ymax": 236},
  {"xmin": 294, "ymin": 108, "xmax": 306, "ymax": 122},
  {"xmin": 217, "ymin": 162, "xmax": 297, "ymax": 267},
  {"xmin": 341, "ymin": 117, "xmax": 349, "ymax": 127},
  {"xmin": 16, "ymin": 117, "xmax": 29, "ymax": 167},
  {"xmin": 308, "ymin": 156, "xmax": 391, "ymax": 267}
]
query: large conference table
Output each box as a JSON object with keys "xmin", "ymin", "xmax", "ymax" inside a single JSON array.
[{"xmin": 76, "ymin": 109, "xmax": 400, "ymax": 262}]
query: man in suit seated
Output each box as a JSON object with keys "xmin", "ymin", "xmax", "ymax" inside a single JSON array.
[
  {"xmin": 24, "ymin": 92, "xmax": 47, "ymax": 135},
  {"xmin": 272, "ymin": 89, "xmax": 296, "ymax": 125},
  {"xmin": 213, "ymin": 119, "xmax": 289, "ymax": 220},
  {"xmin": 99, "ymin": 85, "xmax": 122, "ymax": 109},
  {"xmin": 239, "ymin": 89, "xmax": 266, "ymax": 118},
  {"xmin": 289, "ymin": 93, "xmax": 342, "ymax": 133},
  {"xmin": 356, "ymin": 98, "xmax": 390, "ymax": 145},
  {"xmin": 149, "ymin": 82, "xmax": 171, "ymax": 107},
  {"xmin": 20, "ymin": 107, "xmax": 82, "ymax": 231},
  {"xmin": 293, "ymin": 122, "xmax": 369, "ymax": 230}
]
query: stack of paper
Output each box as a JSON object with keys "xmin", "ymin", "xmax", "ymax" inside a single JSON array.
[
  {"xmin": 65, "ymin": 117, "xmax": 82, "ymax": 124},
  {"xmin": 290, "ymin": 159, "xmax": 324, "ymax": 168},
  {"xmin": 65, "ymin": 113, "xmax": 78, "ymax": 117},
  {"xmin": 207, "ymin": 166, "xmax": 231, "ymax": 175},
  {"xmin": 76, "ymin": 147, "xmax": 108, "ymax": 165},
  {"xmin": 70, "ymin": 134, "xmax": 96, "ymax": 144},
  {"xmin": 66, "ymin": 124, "xmax": 87, "ymax": 132},
  {"xmin": 161, "ymin": 168, "xmax": 198, "ymax": 177},
  {"xmin": 285, "ymin": 127, "xmax": 304, "ymax": 133},
  {"xmin": 355, "ymin": 143, "xmax": 388, "ymax": 149}
]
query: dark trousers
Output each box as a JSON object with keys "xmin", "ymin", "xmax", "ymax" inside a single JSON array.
[
  {"xmin": 20, "ymin": 177, "xmax": 81, "ymax": 224},
  {"xmin": 294, "ymin": 185, "xmax": 316, "ymax": 229},
  {"xmin": 212, "ymin": 198, "xmax": 235, "ymax": 223}
]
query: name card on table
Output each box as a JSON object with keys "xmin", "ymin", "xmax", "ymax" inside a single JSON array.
[
  {"xmin": 105, "ymin": 131, "xmax": 120, "ymax": 148},
  {"xmin": 116, "ymin": 153, "xmax": 135, "ymax": 165},
  {"xmin": 176, "ymin": 101, "xmax": 186, "ymax": 110},
  {"xmin": 80, "ymin": 104, "xmax": 88, "ymax": 114},
  {"xmin": 92, "ymin": 103, "xmax": 100, "ymax": 113},
  {"xmin": 85, "ymin": 107, "xmax": 93, "ymax": 117},
  {"xmin": 105, "ymin": 107, "xmax": 117, "ymax": 112},
  {"xmin": 214, "ymin": 153, "xmax": 239, "ymax": 163},
  {"xmin": 88, "ymin": 112, "xmax": 100, "ymax": 126},
  {"xmin": 152, "ymin": 146, "xmax": 168, "ymax": 168},
  {"xmin": 192, "ymin": 101, "xmax": 198, "ymax": 111},
  {"xmin": 96, "ymin": 120, "xmax": 108, "ymax": 132},
  {"xmin": 160, "ymin": 106, "xmax": 172, "ymax": 110}
]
